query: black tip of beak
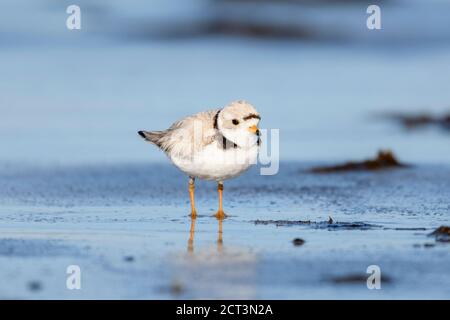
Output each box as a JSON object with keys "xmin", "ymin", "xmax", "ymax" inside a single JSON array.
[{"xmin": 256, "ymin": 129, "xmax": 260, "ymax": 136}]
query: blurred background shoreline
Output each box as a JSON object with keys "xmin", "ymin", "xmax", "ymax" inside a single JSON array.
[{"xmin": 1, "ymin": 0, "xmax": 450, "ymax": 166}]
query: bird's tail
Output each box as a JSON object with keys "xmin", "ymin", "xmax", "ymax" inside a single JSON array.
[{"xmin": 138, "ymin": 130, "xmax": 164, "ymax": 148}]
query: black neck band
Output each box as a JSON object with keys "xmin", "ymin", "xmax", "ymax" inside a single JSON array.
[
  {"xmin": 214, "ymin": 110, "xmax": 237, "ymax": 149},
  {"xmin": 213, "ymin": 110, "xmax": 220, "ymax": 130}
]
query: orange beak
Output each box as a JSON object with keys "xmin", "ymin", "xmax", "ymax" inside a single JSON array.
[{"xmin": 248, "ymin": 125, "xmax": 259, "ymax": 134}]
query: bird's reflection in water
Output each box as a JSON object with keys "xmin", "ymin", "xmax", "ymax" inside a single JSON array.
[
  {"xmin": 187, "ymin": 217, "xmax": 196, "ymax": 253},
  {"xmin": 176, "ymin": 217, "xmax": 256, "ymax": 299},
  {"xmin": 187, "ymin": 217, "xmax": 223, "ymax": 254},
  {"xmin": 217, "ymin": 218, "xmax": 223, "ymax": 254}
]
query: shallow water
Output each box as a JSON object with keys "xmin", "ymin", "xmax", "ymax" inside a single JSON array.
[{"xmin": 0, "ymin": 162, "xmax": 449, "ymax": 299}]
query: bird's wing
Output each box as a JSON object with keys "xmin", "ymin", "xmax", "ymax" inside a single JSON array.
[{"xmin": 156, "ymin": 109, "xmax": 219, "ymax": 159}]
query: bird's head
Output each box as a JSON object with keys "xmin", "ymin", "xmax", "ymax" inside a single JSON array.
[{"xmin": 216, "ymin": 100, "xmax": 261, "ymax": 148}]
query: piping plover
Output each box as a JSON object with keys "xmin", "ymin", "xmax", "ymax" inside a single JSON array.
[{"xmin": 138, "ymin": 100, "xmax": 261, "ymax": 219}]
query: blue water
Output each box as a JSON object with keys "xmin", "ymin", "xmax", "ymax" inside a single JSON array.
[
  {"xmin": 1, "ymin": 0, "xmax": 450, "ymax": 165},
  {"xmin": 0, "ymin": 162, "xmax": 449, "ymax": 299}
]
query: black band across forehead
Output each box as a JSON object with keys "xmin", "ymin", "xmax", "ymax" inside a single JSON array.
[{"xmin": 243, "ymin": 113, "xmax": 261, "ymax": 121}]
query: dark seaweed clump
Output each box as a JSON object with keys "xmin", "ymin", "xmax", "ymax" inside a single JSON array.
[
  {"xmin": 254, "ymin": 219, "xmax": 380, "ymax": 230},
  {"xmin": 330, "ymin": 274, "xmax": 392, "ymax": 284},
  {"xmin": 384, "ymin": 112, "xmax": 450, "ymax": 132},
  {"xmin": 428, "ymin": 226, "xmax": 450, "ymax": 242},
  {"xmin": 310, "ymin": 150, "xmax": 408, "ymax": 173},
  {"xmin": 292, "ymin": 238, "xmax": 305, "ymax": 246},
  {"xmin": 27, "ymin": 281, "xmax": 43, "ymax": 292}
]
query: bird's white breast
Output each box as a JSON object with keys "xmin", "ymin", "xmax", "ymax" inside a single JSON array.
[{"xmin": 170, "ymin": 141, "xmax": 259, "ymax": 181}]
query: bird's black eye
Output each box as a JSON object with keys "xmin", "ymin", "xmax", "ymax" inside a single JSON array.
[{"xmin": 232, "ymin": 119, "xmax": 239, "ymax": 125}]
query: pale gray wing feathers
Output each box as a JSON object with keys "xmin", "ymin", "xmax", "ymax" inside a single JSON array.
[
  {"xmin": 138, "ymin": 131, "xmax": 162, "ymax": 145},
  {"xmin": 138, "ymin": 109, "xmax": 219, "ymax": 159}
]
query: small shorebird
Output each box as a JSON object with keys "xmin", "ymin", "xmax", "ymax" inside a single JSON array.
[{"xmin": 138, "ymin": 100, "xmax": 261, "ymax": 219}]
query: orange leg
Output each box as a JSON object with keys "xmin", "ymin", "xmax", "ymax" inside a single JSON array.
[
  {"xmin": 215, "ymin": 182, "xmax": 226, "ymax": 220},
  {"xmin": 188, "ymin": 177, "xmax": 197, "ymax": 218}
]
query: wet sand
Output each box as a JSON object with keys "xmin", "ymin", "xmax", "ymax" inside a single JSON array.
[{"xmin": 0, "ymin": 163, "xmax": 449, "ymax": 299}]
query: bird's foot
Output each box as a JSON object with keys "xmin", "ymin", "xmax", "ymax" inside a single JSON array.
[{"xmin": 214, "ymin": 210, "xmax": 227, "ymax": 220}]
